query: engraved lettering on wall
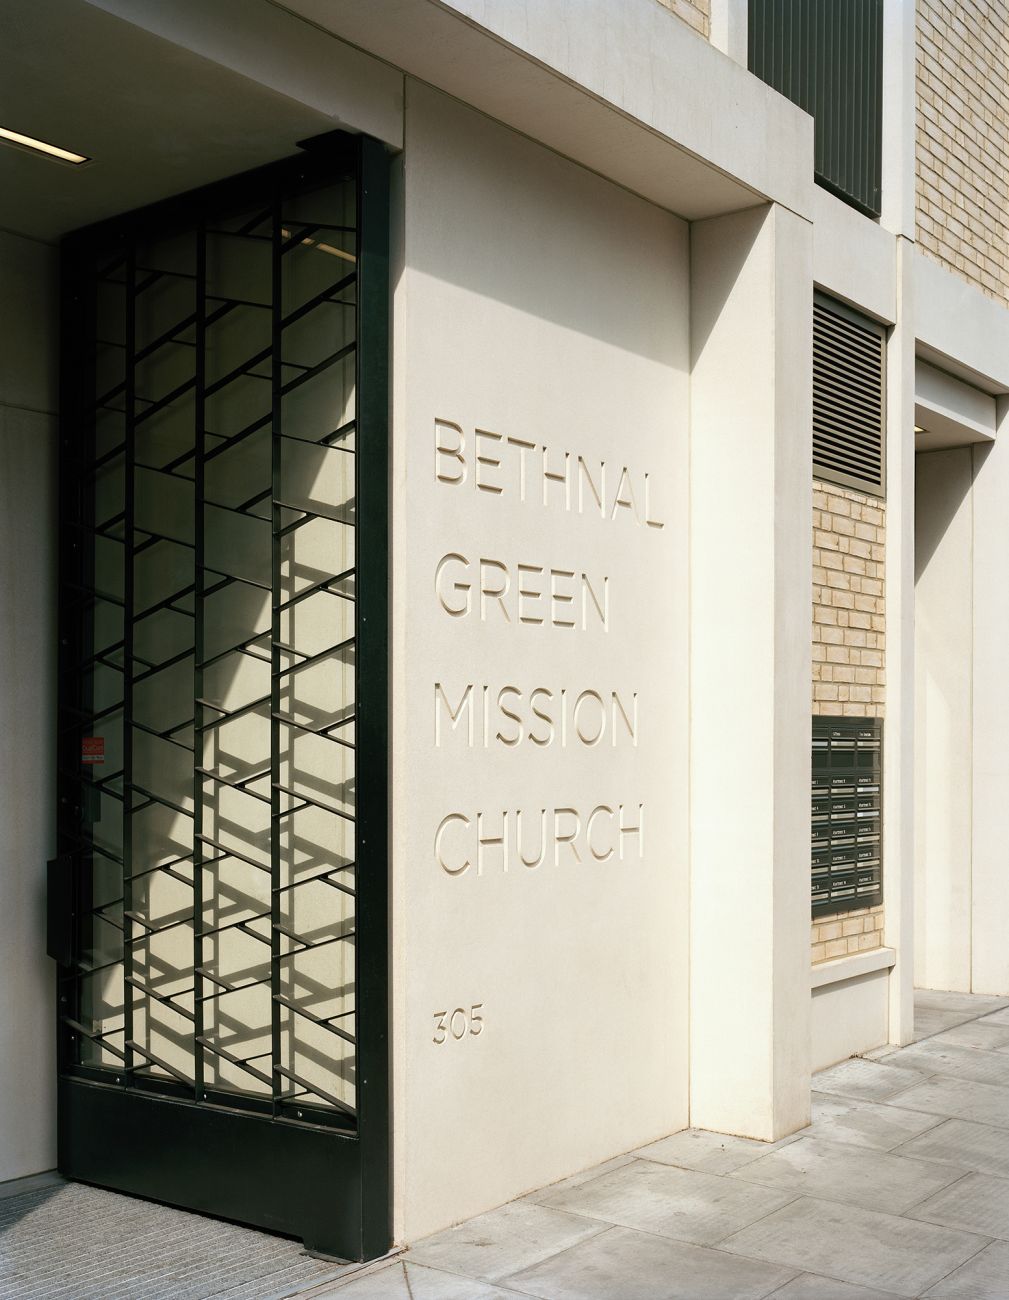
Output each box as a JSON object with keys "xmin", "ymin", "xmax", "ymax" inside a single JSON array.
[
  {"xmin": 433, "ymin": 417, "xmax": 665, "ymax": 529},
  {"xmin": 434, "ymin": 804, "xmax": 646, "ymax": 876},
  {"xmin": 434, "ymin": 683, "xmax": 638, "ymax": 748},
  {"xmin": 435, "ymin": 553, "xmax": 608, "ymax": 630}
]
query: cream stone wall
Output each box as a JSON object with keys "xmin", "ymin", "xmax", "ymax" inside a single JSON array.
[
  {"xmin": 654, "ymin": 0, "xmax": 709, "ymax": 39},
  {"xmin": 392, "ymin": 81, "xmax": 691, "ymax": 1241},
  {"xmin": 812, "ymin": 481, "xmax": 886, "ymax": 962},
  {"xmin": 915, "ymin": 0, "xmax": 1009, "ymax": 304}
]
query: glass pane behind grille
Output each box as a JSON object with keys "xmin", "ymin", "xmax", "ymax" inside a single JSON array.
[{"xmin": 68, "ymin": 171, "xmax": 359, "ymax": 1124}]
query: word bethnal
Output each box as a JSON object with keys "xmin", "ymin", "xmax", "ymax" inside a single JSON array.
[{"xmin": 433, "ymin": 418, "xmax": 665, "ymax": 530}]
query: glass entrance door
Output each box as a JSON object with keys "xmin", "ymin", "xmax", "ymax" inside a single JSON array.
[{"xmin": 51, "ymin": 135, "xmax": 389, "ymax": 1261}]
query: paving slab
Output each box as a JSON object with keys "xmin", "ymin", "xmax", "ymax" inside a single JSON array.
[
  {"xmin": 720, "ymin": 1196, "xmax": 988, "ymax": 1298},
  {"xmin": 913, "ymin": 1008, "xmax": 978, "ymax": 1042},
  {"xmin": 886, "ymin": 1076, "xmax": 1009, "ymax": 1129},
  {"xmin": 922, "ymin": 1239, "xmax": 1009, "ymax": 1299},
  {"xmin": 731, "ymin": 1137, "xmax": 964, "ymax": 1213},
  {"xmin": 813, "ymin": 1058, "xmax": 933, "ymax": 1103},
  {"xmin": 769, "ymin": 1275, "xmax": 905, "ymax": 1299},
  {"xmin": 632, "ymin": 1127, "xmax": 803, "ymax": 1175},
  {"xmin": 914, "ymin": 991, "xmax": 1009, "ymax": 1016},
  {"xmin": 404, "ymin": 1200, "xmax": 606, "ymax": 1284},
  {"xmin": 931, "ymin": 1021, "xmax": 1009, "ymax": 1053},
  {"xmin": 894, "ymin": 1119, "xmax": 1009, "ymax": 1178},
  {"xmin": 978, "ymin": 1008, "xmax": 1009, "ymax": 1028},
  {"xmin": 502, "ymin": 1225, "xmax": 796, "ymax": 1300},
  {"xmin": 521, "ymin": 1154, "xmax": 638, "ymax": 1202},
  {"xmin": 883, "ymin": 1041, "xmax": 1009, "ymax": 1088},
  {"xmin": 311, "ymin": 1260, "xmax": 523, "ymax": 1298},
  {"xmin": 907, "ymin": 1172, "xmax": 1009, "ymax": 1241},
  {"xmin": 534, "ymin": 1155, "xmax": 796, "ymax": 1246},
  {"xmin": 807, "ymin": 1092, "xmax": 943, "ymax": 1151}
]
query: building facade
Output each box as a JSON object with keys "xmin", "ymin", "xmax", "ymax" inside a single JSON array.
[{"xmin": 0, "ymin": 0, "xmax": 1006, "ymax": 1263}]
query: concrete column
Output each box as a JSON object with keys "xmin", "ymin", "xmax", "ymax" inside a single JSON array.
[
  {"xmin": 884, "ymin": 237, "xmax": 916, "ymax": 1043},
  {"xmin": 690, "ymin": 202, "xmax": 812, "ymax": 1141},
  {"xmin": 391, "ymin": 82, "xmax": 692, "ymax": 1241},
  {"xmin": 914, "ymin": 448, "xmax": 973, "ymax": 993},
  {"xmin": 709, "ymin": 0, "xmax": 747, "ymax": 66},
  {"xmin": 970, "ymin": 395, "xmax": 1009, "ymax": 996},
  {"xmin": 880, "ymin": 0, "xmax": 916, "ymax": 239}
]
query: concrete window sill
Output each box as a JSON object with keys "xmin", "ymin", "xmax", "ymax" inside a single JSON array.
[{"xmin": 811, "ymin": 946, "xmax": 896, "ymax": 990}]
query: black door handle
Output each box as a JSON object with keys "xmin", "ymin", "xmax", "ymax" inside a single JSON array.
[{"xmin": 46, "ymin": 855, "xmax": 75, "ymax": 966}]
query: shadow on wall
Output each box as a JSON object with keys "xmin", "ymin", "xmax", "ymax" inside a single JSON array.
[
  {"xmin": 914, "ymin": 441, "xmax": 990, "ymax": 580},
  {"xmin": 401, "ymin": 83, "xmax": 691, "ymax": 367}
]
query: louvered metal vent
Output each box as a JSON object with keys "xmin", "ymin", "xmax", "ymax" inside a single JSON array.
[
  {"xmin": 812, "ymin": 716, "xmax": 883, "ymax": 918},
  {"xmin": 813, "ymin": 295, "xmax": 886, "ymax": 496}
]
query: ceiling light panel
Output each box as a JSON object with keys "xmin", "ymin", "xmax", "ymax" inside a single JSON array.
[{"xmin": 0, "ymin": 125, "xmax": 89, "ymax": 165}]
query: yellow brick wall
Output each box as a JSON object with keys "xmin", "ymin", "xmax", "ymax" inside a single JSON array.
[
  {"xmin": 811, "ymin": 905, "xmax": 885, "ymax": 963},
  {"xmin": 916, "ymin": 0, "xmax": 1009, "ymax": 304},
  {"xmin": 812, "ymin": 481, "xmax": 885, "ymax": 962},
  {"xmin": 654, "ymin": 0, "xmax": 709, "ymax": 38},
  {"xmin": 812, "ymin": 482, "xmax": 886, "ymax": 719}
]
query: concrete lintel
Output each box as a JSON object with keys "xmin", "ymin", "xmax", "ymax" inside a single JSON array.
[
  {"xmin": 915, "ymin": 251, "xmax": 1009, "ymax": 395},
  {"xmin": 277, "ymin": 0, "xmax": 815, "ymax": 221},
  {"xmin": 813, "ymin": 186, "xmax": 897, "ymax": 326}
]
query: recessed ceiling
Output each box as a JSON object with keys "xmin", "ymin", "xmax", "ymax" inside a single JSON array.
[
  {"xmin": 914, "ymin": 358, "xmax": 998, "ymax": 453},
  {"xmin": 0, "ymin": 0, "xmax": 339, "ymax": 242}
]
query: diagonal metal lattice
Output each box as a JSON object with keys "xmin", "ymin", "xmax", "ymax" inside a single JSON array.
[{"xmin": 59, "ymin": 167, "xmax": 361, "ymax": 1127}]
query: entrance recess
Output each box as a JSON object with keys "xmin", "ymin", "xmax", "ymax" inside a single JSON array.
[{"xmin": 49, "ymin": 134, "xmax": 390, "ymax": 1260}]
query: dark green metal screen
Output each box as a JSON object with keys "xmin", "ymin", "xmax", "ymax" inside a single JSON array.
[
  {"xmin": 749, "ymin": 0, "xmax": 883, "ymax": 218},
  {"xmin": 51, "ymin": 135, "xmax": 391, "ymax": 1261}
]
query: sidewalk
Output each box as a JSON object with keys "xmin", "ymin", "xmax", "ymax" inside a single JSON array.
[
  {"xmin": 315, "ymin": 989, "xmax": 1009, "ymax": 1300},
  {"xmin": 3, "ymin": 990, "xmax": 1009, "ymax": 1300}
]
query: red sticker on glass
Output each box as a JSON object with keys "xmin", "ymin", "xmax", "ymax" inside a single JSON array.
[{"xmin": 81, "ymin": 736, "xmax": 105, "ymax": 764}]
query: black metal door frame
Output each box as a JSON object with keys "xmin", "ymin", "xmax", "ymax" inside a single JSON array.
[{"xmin": 51, "ymin": 133, "xmax": 390, "ymax": 1261}]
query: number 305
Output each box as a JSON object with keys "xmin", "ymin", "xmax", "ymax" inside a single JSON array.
[{"xmin": 433, "ymin": 1005, "xmax": 484, "ymax": 1044}]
